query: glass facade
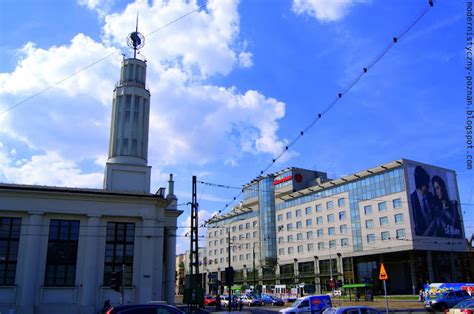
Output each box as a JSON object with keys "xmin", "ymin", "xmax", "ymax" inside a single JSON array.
[
  {"xmin": 258, "ymin": 176, "xmax": 277, "ymax": 267},
  {"xmin": 276, "ymin": 168, "xmax": 405, "ymax": 252}
]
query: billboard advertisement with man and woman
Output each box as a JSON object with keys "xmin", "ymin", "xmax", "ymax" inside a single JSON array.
[{"xmin": 407, "ymin": 163, "xmax": 464, "ymax": 238}]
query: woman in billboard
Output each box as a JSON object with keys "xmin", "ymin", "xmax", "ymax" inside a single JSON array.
[{"xmin": 425, "ymin": 176, "xmax": 462, "ymax": 238}]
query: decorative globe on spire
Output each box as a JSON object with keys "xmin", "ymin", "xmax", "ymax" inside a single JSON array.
[{"xmin": 127, "ymin": 14, "xmax": 145, "ymax": 58}]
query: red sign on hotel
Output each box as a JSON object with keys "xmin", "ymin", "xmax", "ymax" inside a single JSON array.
[{"xmin": 273, "ymin": 175, "xmax": 292, "ymax": 185}]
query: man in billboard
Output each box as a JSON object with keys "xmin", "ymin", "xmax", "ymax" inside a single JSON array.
[{"xmin": 410, "ymin": 166, "xmax": 436, "ymax": 236}]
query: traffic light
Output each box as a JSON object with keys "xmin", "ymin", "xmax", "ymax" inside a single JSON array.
[
  {"xmin": 110, "ymin": 271, "xmax": 122, "ymax": 292},
  {"xmin": 224, "ymin": 267, "xmax": 234, "ymax": 286}
]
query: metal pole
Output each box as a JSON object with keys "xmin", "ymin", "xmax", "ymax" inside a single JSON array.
[
  {"xmin": 383, "ymin": 280, "xmax": 389, "ymax": 314},
  {"xmin": 228, "ymin": 230, "xmax": 232, "ymax": 312},
  {"xmin": 329, "ymin": 245, "xmax": 334, "ymax": 296},
  {"xmin": 253, "ymin": 245, "xmax": 256, "ymax": 292},
  {"xmin": 121, "ymin": 264, "xmax": 125, "ymax": 305}
]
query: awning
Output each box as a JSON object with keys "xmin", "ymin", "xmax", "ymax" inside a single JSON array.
[{"xmin": 342, "ymin": 283, "xmax": 373, "ymax": 289}]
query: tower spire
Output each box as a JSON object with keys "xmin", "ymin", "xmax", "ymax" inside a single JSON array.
[{"xmin": 127, "ymin": 13, "xmax": 145, "ymax": 59}]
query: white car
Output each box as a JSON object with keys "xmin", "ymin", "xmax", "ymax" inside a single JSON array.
[{"xmin": 323, "ymin": 306, "xmax": 380, "ymax": 314}]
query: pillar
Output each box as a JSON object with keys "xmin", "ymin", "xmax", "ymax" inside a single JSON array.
[
  {"xmin": 18, "ymin": 212, "xmax": 44, "ymax": 314},
  {"xmin": 164, "ymin": 226, "xmax": 177, "ymax": 304},
  {"xmin": 409, "ymin": 252, "xmax": 416, "ymax": 295},
  {"xmin": 153, "ymin": 220, "xmax": 164, "ymax": 301},
  {"xmin": 275, "ymin": 264, "xmax": 280, "ymax": 285},
  {"xmin": 426, "ymin": 251, "xmax": 434, "ymax": 283},
  {"xmin": 449, "ymin": 252, "xmax": 456, "ymax": 282},
  {"xmin": 80, "ymin": 215, "xmax": 101, "ymax": 311},
  {"xmin": 314, "ymin": 257, "xmax": 321, "ymax": 294},
  {"xmin": 336, "ymin": 253, "xmax": 343, "ymax": 281}
]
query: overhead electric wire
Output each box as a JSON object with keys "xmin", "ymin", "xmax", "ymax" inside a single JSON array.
[
  {"xmin": 0, "ymin": 0, "xmax": 214, "ymax": 116},
  {"xmin": 210, "ymin": 0, "xmax": 437, "ymax": 218}
]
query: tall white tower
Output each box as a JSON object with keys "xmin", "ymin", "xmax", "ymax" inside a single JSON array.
[{"xmin": 104, "ymin": 27, "xmax": 151, "ymax": 193}]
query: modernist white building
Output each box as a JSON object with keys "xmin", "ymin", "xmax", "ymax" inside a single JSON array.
[{"xmin": 0, "ymin": 48, "xmax": 181, "ymax": 312}]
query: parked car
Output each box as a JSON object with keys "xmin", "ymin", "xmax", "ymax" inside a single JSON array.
[
  {"xmin": 279, "ymin": 295, "xmax": 332, "ymax": 314},
  {"xmin": 105, "ymin": 304, "xmax": 184, "ymax": 314},
  {"xmin": 261, "ymin": 295, "xmax": 285, "ymax": 306},
  {"xmin": 239, "ymin": 295, "xmax": 262, "ymax": 306},
  {"xmin": 424, "ymin": 290, "xmax": 472, "ymax": 312},
  {"xmin": 203, "ymin": 294, "xmax": 216, "ymax": 306},
  {"xmin": 446, "ymin": 298, "xmax": 474, "ymax": 314},
  {"xmin": 220, "ymin": 295, "xmax": 238, "ymax": 308},
  {"xmin": 323, "ymin": 306, "xmax": 380, "ymax": 314}
]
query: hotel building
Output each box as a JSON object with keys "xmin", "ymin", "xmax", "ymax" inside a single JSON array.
[{"xmin": 205, "ymin": 159, "xmax": 472, "ymax": 295}]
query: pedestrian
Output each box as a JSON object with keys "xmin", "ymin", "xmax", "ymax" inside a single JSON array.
[
  {"xmin": 216, "ymin": 295, "xmax": 221, "ymax": 311},
  {"xmin": 419, "ymin": 289, "xmax": 424, "ymax": 302},
  {"xmin": 238, "ymin": 298, "xmax": 243, "ymax": 311}
]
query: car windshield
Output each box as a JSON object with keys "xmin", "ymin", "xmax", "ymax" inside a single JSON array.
[{"xmin": 292, "ymin": 299, "xmax": 303, "ymax": 308}]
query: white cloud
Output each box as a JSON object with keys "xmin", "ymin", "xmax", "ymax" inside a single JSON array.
[
  {"xmin": 78, "ymin": 0, "xmax": 115, "ymax": 17},
  {"xmin": 0, "ymin": 144, "xmax": 103, "ymax": 188},
  {"xmin": 292, "ymin": 0, "xmax": 368, "ymax": 22},
  {"xmin": 238, "ymin": 51, "xmax": 253, "ymax": 68},
  {"xmin": 0, "ymin": 0, "xmax": 291, "ymax": 190}
]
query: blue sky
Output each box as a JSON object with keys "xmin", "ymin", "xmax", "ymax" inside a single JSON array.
[{"xmin": 0, "ymin": 0, "xmax": 472, "ymax": 253}]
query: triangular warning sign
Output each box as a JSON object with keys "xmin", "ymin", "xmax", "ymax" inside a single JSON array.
[{"xmin": 379, "ymin": 263, "xmax": 388, "ymax": 280}]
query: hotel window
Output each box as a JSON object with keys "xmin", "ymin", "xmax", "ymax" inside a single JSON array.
[
  {"xmin": 296, "ymin": 221, "xmax": 302, "ymax": 229},
  {"xmin": 233, "ymin": 256, "xmax": 236, "ymax": 262},
  {"xmin": 220, "ymin": 258, "xmax": 224, "ymax": 263},
  {"xmin": 297, "ymin": 233, "xmax": 303, "ymax": 241},
  {"xmin": 326, "ymin": 201, "xmax": 334, "ymax": 210},
  {"xmin": 221, "ymin": 229, "xmax": 224, "ymax": 235},
  {"xmin": 232, "ymin": 226, "xmax": 236, "ymax": 232},
  {"xmin": 316, "ymin": 204, "xmax": 322, "ymax": 212},
  {"xmin": 340, "ymin": 224, "xmax": 348, "ymax": 234},
  {"xmin": 367, "ymin": 234, "xmax": 376, "ymax": 243},
  {"xmin": 278, "ymin": 225, "xmax": 284, "ymax": 232},
  {"xmin": 316, "ymin": 216, "xmax": 323, "ymax": 225},
  {"xmin": 240, "ymin": 255, "xmax": 243, "ymax": 261},
  {"xmin": 327, "ymin": 214, "xmax": 334, "ymax": 223},
  {"xmin": 209, "ymin": 251, "xmax": 212, "ymax": 256},
  {"xmin": 329, "ymin": 240, "xmax": 336, "ymax": 249},
  {"xmin": 341, "ymin": 238, "xmax": 349, "ymax": 247},
  {"xmin": 338, "ymin": 198, "xmax": 345, "ymax": 207},
  {"xmin": 378, "ymin": 202, "xmax": 387, "ymax": 212},
  {"xmin": 339, "ymin": 211, "xmax": 346, "ymax": 221},
  {"xmin": 279, "ymin": 248, "xmax": 285, "ymax": 255},
  {"xmin": 288, "ymin": 247, "xmax": 294, "ymax": 254},
  {"xmin": 246, "ymin": 243, "xmax": 250, "ymax": 249},
  {"xmin": 253, "ymin": 231, "xmax": 257, "ymax": 237},
  {"xmin": 318, "ymin": 242, "xmax": 325, "ymax": 250},
  {"xmin": 364, "ymin": 205, "xmax": 373, "ymax": 215},
  {"xmin": 381, "ymin": 231, "xmax": 390, "ymax": 241},
  {"xmin": 286, "ymin": 212, "xmax": 292, "ymax": 219},
  {"xmin": 307, "ymin": 243, "xmax": 314, "ymax": 252},
  {"xmin": 394, "ymin": 213, "xmax": 404, "ymax": 224},
  {"xmin": 287, "ymin": 235, "xmax": 293, "ymax": 242},
  {"xmin": 307, "ymin": 231, "xmax": 313, "ymax": 240},
  {"xmin": 365, "ymin": 219, "xmax": 374, "ymax": 229},
  {"xmin": 239, "ymin": 234, "xmax": 244, "ymax": 240},
  {"xmin": 277, "ymin": 214, "xmax": 283, "ymax": 222},
  {"xmin": 396, "ymin": 229, "xmax": 406, "ymax": 239},
  {"xmin": 246, "ymin": 233, "xmax": 250, "ymax": 239},
  {"xmin": 104, "ymin": 222, "xmax": 135, "ymax": 286},
  {"xmin": 214, "ymin": 249, "xmax": 217, "ymax": 255},
  {"xmin": 379, "ymin": 216, "xmax": 389, "ymax": 227},
  {"xmin": 220, "ymin": 248, "xmax": 224, "ymax": 254},
  {"xmin": 214, "ymin": 231, "xmax": 217, "ymax": 237},
  {"xmin": 287, "ymin": 223, "xmax": 293, "ymax": 231},
  {"xmin": 214, "ymin": 240, "xmax": 217, "ymax": 246},
  {"xmin": 328, "ymin": 227, "xmax": 335, "ymax": 235},
  {"xmin": 317, "ymin": 229, "xmax": 324, "ymax": 237},
  {"xmin": 45, "ymin": 219, "xmax": 80, "ymax": 286},
  {"xmin": 296, "ymin": 209, "xmax": 302, "ymax": 217},
  {"xmin": 245, "ymin": 223, "xmax": 250, "ymax": 229},
  {"xmin": 239, "ymin": 224, "xmax": 243, "ymax": 230},
  {"xmin": 0, "ymin": 217, "xmax": 21, "ymax": 286},
  {"xmin": 306, "ymin": 219, "xmax": 312, "ymax": 227},
  {"xmin": 297, "ymin": 245, "xmax": 304, "ymax": 253},
  {"xmin": 305, "ymin": 207, "xmax": 312, "ymax": 215},
  {"xmin": 393, "ymin": 198, "xmax": 402, "ymax": 209}
]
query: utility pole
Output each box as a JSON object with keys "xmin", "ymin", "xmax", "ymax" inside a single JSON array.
[
  {"xmin": 228, "ymin": 230, "xmax": 232, "ymax": 312},
  {"xmin": 185, "ymin": 176, "xmax": 201, "ymax": 307},
  {"xmin": 253, "ymin": 244, "xmax": 256, "ymax": 292},
  {"xmin": 329, "ymin": 245, "xmax": 334, "ymax": 296}
]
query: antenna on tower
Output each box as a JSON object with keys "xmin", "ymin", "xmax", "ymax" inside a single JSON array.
[{"xmin": 127, "ymin": 12, "xmax": 145, "ymax": 59}]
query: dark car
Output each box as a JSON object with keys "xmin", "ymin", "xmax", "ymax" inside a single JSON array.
[
  {"xmin": 261, "ymin": 295, "xmax": 285, "ymax": 306},
  {"xmin": 424, "ymin": 290, "xmax": 472, "ymax": 312},
  {"xmin": 105, "ymin": 303, "xmax": 185, "ymax": 314}
]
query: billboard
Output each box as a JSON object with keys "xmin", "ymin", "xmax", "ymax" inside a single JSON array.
[{"xmin": 406, "ymin": 163, "xmax": 464, "ymax": 238}]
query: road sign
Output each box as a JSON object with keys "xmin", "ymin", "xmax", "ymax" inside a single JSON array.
[{"xmin": 379, "ymin": 263, "xmax": 388, "ymax": 280}]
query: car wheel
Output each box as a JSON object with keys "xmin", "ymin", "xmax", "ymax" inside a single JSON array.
[{"xmin": 439, "ymin": 303, "xmax": 448, "ymax": 311}]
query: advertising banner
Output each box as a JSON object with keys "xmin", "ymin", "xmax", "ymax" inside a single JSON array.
[{"xmin": 406, "ymin": 163, "xmax": 463, "ymax": 238}]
